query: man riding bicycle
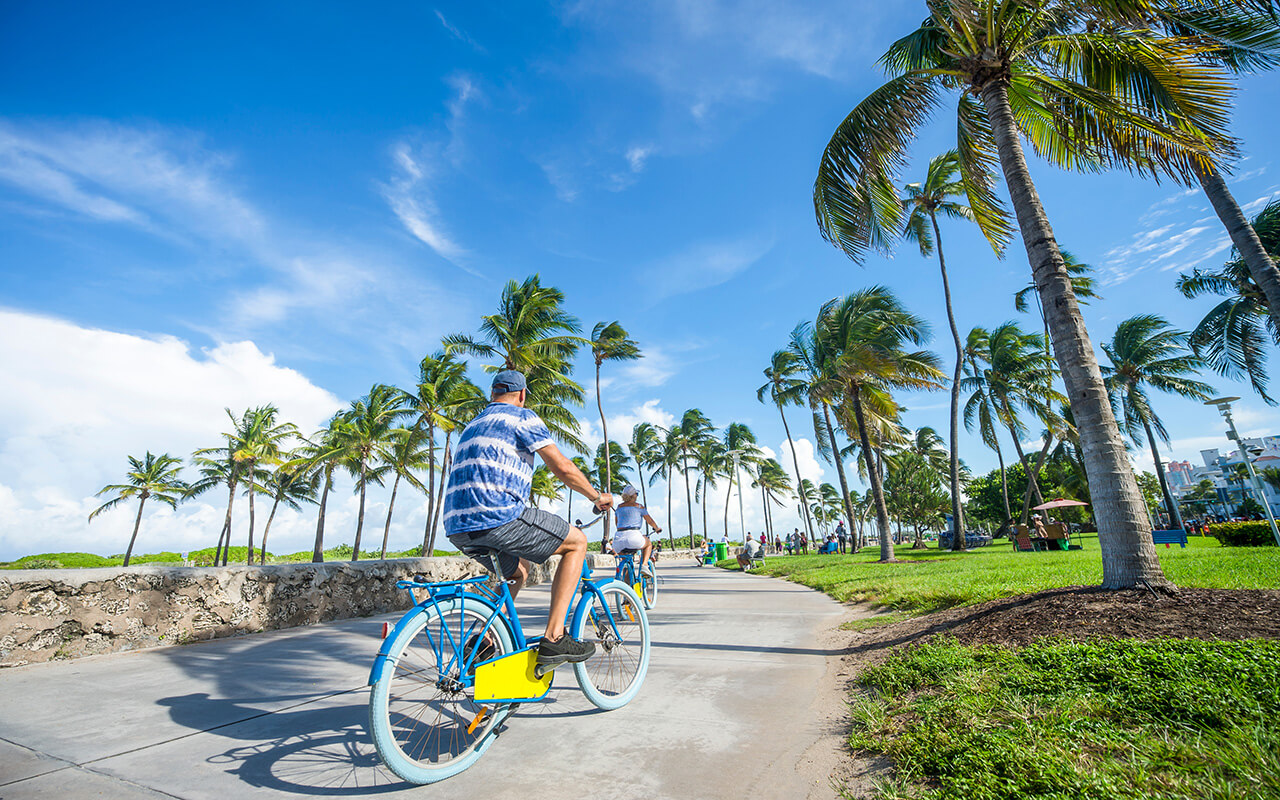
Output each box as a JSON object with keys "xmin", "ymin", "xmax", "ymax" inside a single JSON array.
[
  {"xmin": 444, "ymin": 369, "xmax": 614, "ymax": 670},
  {"xmin": 611, "ymin": 485, "xmax": 661, "ymax": 571}
]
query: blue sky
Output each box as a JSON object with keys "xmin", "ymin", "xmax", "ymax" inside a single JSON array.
[{"xmin": 1, "ymin": 1, "xmax": 1278, "ymax": 559}]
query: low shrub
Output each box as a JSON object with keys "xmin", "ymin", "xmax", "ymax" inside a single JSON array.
[{"xmin": 1211, "ymin": 521, "xmax": 1277, "ymax": 547}]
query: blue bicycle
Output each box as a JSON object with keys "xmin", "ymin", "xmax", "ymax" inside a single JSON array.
[
  {"xmin": 614, "ymin": 547, "xmax": 657, "ymax": 610},
  {"xmin": 366, "ymin": 548, "xmax": 651, "ymax": 784}
]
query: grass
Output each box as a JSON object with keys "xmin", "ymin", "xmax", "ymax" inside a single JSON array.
[
  {"xmin": 840, "ymin": 611, "xmax": 918, "ymax": 632},
  {"xmin": 851, "ymin": 637, "xmax": 1280, "ymax": 800},
  {"xmin": 748, "ymin": 536, "xmax": 1280, "ymax": 613}
]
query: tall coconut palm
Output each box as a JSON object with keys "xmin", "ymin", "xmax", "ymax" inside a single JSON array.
[
  {"xmin": 789, "ymin": 319, "xmax": 859, "ymax": 546},
  {"xmin": 296, "ymin": 414, "xmax": 348, "ymax": 563},
  {"xmin": 593, "ymin": 441, "xmax": 634, "ymax": 494},
  {"xmin": 378, "ymin": 425, "xmax": 431, "ymax": 559},
  {"xmin": 668, "ymin": 410, "xmax": 715, "ymax": 544},
  {"xmin": 720, "ymin": 423, "xmax": 762, "ymax": 540},
  {"xmin": 628, "ymin": 422, "xmax": 663, "ymax": 511},
  {"xmin": 566, "ymin": 456, "xmax": 595, "ymax": 524},
  {"xmin": 1177, "ymin": 198, "xmax": 1280, "ymax": 405},
  {"xmin": 657, "ymin": 427, "xmax": 684, "ymax": 548},
  {"xmin": 228, "ymin": 405, "xmax": 297, "ymax": 565},
  {"xmin": 90, "ymin": 452, "xmax": 186, "ymax": 567},
  {"xmin": 531, "ymin": 465, "xmax": 562, "ymax": 510},
  {"xmin": 404, "ymin": 351, "xmax": 468, "ymax": 553},
  {"xmin": 754, "ymin": 458, "xmax": 792, "ymax": 542},
  {"xmin": 1102, "ymin": 315, "xmax": 1215, "ymax": 531},
  {"xmin": 590, "ymin": 321, "xmax": 642, "ymax": 551},
  {"xmin": 444, "ymin": 274, "xmax": 587, "ymax": 451},
  {"xmin": 813, "ymin": 0, "xmax": 1237, "ymax": 587},
  {"xmin": 185, "ymin": 452, "xmax": 237, "ymax": 566},
  {"xmin": 758, "ymin": 350, "xmax": 816, "ymax": 539},
  {"xmin": 822, "ymin": 287, "xmax": 945, "ymax": 562},
  {"xmin": 900, "ymin": 149, "xmax": 1011, "ymax": 550},
  {"xmin": 693, "ymin": 438, "xmax": 727, "ymax": 542},
  {"xmin": 340, "ymin": 385, "xmax": 409, "ymax": 561},
  {"xmin": 961, "ymin": 326, "xmax": 1014, "ymax": 528},
  {"xmin": 259, "ymin": 460, "xmax": 320, "ymax": 564},
  {"xmin": 985, "ymin": 322, "xmax": 1062, "ymax": 506},
  {"xmin": 425, "ymin": 376, "xmax": 486, "ymax": 551}
]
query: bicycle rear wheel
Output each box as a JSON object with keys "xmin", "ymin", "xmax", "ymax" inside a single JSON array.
[
  {"xmin": 640, "ymin": 568, "xmax": 657, "ymax": 609},
  {"xmin": 368, "ymin": 598, "xmax": 514, "ymax": 784},
  {"xmin": 570, "ymin": 580, "xmax": 650, "ymax": 710}
]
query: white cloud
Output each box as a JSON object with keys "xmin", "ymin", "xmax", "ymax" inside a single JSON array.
[
  {"xmin": 382, "ymin": 142, "xmax": 476, "ymax": 272},
  {"xmin": 625, "ymin": 145, "xmax": 653, "ymax": 173},
  {"xmin": 645, "ymin": 234, "xmax": 774, "ymax": 301},
  {"xmin": 434, "ymin": 10, "xmax": 487, "ymax": 53},
  {"xmin": 0, "ymin": 310, "xmax": 346, "ymax": 561}
]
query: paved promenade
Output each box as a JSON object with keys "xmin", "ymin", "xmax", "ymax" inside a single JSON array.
[{"xmin": 0, "ymin": 561, "xmax": 847, "ymax": 799}]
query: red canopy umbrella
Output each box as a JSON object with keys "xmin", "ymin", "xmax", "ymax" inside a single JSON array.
[{"xmin": 1032, "ymin": 498, "xmax": 1090, "ymax": 511}]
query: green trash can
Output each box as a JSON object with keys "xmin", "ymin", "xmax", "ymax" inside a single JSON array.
[{"xmin": 714, "ymin": 542, "xmax": 728, "ymax": 562}]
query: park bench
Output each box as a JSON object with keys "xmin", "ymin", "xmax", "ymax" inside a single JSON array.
[{"xmin": 1151, "ymin": 529, "xmax": 1188, "ymax": 548}]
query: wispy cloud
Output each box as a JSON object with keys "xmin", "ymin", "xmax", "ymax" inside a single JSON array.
[
  {"xmin": 435, "ymin": 9, "xmax": 487, "ymax": 53},
  {"xmin": 644, "ymin": 234, "xmax": 774, "ymax": 301}
]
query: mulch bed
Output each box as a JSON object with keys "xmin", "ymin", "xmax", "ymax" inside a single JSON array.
[{"xmin": 842, "ymin": 587, "xmax": 1280, "ymax": 664}]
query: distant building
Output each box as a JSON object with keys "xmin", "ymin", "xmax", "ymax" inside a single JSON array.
[
  {"xmin": 1175, "ymin": 437, "xmax": 1280, "ymax": 518},
  {"xmin": 1165, "ymin": 460, "xmax": 1193, "ymax": 490}
]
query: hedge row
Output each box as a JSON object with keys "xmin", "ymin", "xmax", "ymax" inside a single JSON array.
[{"xmin": 1210, "ymin": 521, "xmax": 1278, "ymax": 547}]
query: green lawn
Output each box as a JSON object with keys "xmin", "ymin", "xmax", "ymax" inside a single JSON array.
[
  {"xmin": 747, "ymin": 536, "xmax": 1280, "ymax": 613},
  {"xmin": 853, "ymin": 637, "xmax": 1280, "ymax": 800}
]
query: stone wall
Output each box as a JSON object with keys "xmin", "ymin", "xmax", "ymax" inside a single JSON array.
[{"xmin": 0, "ymin": 549, "xmax": 696, "ymax": 667}]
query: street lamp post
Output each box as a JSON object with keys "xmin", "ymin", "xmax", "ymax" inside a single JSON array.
[{"xmin": 1205, "ymin": 397, "xmax": 1280, "ymax": 547}]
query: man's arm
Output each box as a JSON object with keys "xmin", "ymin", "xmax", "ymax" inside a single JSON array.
[{"xmin": 538, "ymin": 443, "xmax": 612, "ymax": 510}]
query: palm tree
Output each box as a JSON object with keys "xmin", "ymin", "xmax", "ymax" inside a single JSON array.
[
  {"xmin": 531, "ymin": 465, "xmax": 562, "ymax": 509},
  {"xmin": 822, "ymin": 287, "xmax": 945, "ymax": 562},
  {"xmin": 961, "ymin": 327, "xmax": 1014, "ymax": 529},
  {"xmin": 567, "ymin": 455, "xmax": 596, "ymax": 525},
  {"xmin": 228, "ymin": 405, "xmax": 297, "ymax": 565},
  {"xmin": 425, "ymin": 376, "xmax": 486, "ymax": 551},
  {"xmin": 720, "ymin": 423, "xmax": 761, "ymax": 540},
  {"xmin": 297, "ymin": 414, "xmax": 348, "ymax": 563},
  {"xmin": 758, "ymin": 350, "xmax": 816, "ymax": 539},
  {"xmin": 444, "ymin": 274, "xmax": 587, "ymax": 451},
  {"xmin": 753, "ymin": 458, "xmax": 792, "ymax": 543},
  {"xmin": 590, "ymin": 321, "xmax": 642, "ymax": 551},
  {"xmin": 341, "ymin": 385, "xmax": 409, "ymax": 561},
  {"xmin": 657, "ymin": 427, "xmax": 683, "ymax": 548},
  {"xmin": 900, "ymin": 149, "xmax": 1011, "ymax": 550},
  {"xmin": 1102, "ymin": 315, "xmax": 1215, "ymax": 531},
  {"xmin": 789, "ymin": 319, "xmax": 859, "ymax": 545},
  {"xmin": 812, "ymin": 0, "xmax": 1234, "ymax": 587},
  {"xmin": 593, "ymin": 441, "xmax": 634, "ymax": 494},
  {"xmin": 668, "ymin": 410, "xmax": 715, "ymax": 544},
  {"xmin": 378, "ymin": 425, "xmax": 431, "ymax": 559},
  {"xmin": 185, "ymin": 452, "xmax": 237, "ymax": 566},
  {"xmin": 628, "ymin": 422, "xmax": 663, "ymax": 511},
  {"xmin": 404, "ymin": 351, "xmax": 468, "ymax": 553},
  {"xmin": 258, "ymin": 460, "xmax": 320, "ymax": 564},
  {"xmin": 90, "ymin": 452, "xmax": 186, "ymax": 567},
  {"xmin": 1177, "ymin": 199, "xmax": 1280, "ymax": 405},
  {"xmin": 693, "ymin": 438, "xmax": 727, "ymax": 542}
]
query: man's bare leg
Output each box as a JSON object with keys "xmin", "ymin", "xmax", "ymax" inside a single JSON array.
[
  {"xmin": 504, "ymin": 559, "xmax": 530, "ymax": 599},
  {"xmin": 543, "ymin": 526, "xmax": 586, "ymax": 641}
]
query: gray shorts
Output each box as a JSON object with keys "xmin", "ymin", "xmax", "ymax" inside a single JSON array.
[{"xmin": 448, "ymin": 507, "xmax": 570, "ymax": 577}]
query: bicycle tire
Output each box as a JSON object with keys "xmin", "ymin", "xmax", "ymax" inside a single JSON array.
[
  {"xmin": 570, "ymin": 580, "xmax": 650, "ymax": 710},
  {"xmin": 368, "ymin": 598, "xmax": 515, "ymax": 784},
  {"xmin": 640, "ymin": 569, "xmax": 657, "ymax": 609}
]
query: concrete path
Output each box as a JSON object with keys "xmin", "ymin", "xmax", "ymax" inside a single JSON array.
[{"xmin": 0, "ymin": 561, "xmax": 848, "ymax": 799}]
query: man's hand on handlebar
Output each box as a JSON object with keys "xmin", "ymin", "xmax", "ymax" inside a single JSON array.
[{"xmin": 592, "ymin": 492, "xmax": 614, "ymax": 512}]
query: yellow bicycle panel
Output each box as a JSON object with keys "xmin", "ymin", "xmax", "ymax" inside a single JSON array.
[{"xmin": 474, "ymin": 648, "xmax": 552, "ymax": 702}]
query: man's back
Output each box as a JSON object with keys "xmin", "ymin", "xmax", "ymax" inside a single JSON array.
[{"xmin": 443, "ymin": 402, "xmax": 554, "ymax": 535}]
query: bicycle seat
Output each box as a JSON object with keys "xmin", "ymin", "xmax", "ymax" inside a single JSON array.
[{"xmin": 617, "ymin": 549, "xmax": 641, "ymax": 556}]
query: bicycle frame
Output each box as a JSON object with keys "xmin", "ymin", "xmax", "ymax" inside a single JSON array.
[{"xmin": 369, "ymin": 556, "xmax": 630, "ymax": 693}]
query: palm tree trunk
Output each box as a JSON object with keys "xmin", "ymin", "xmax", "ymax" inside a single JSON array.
[
  {"xmin": 219, "ymin": 475, "xmax": 237, "ymax": 566},
  {"xmin": 1195, "ymin": 161, "xmax": 1280, "ymax": 332},
  {"xmin": 596, "ymin": 361, "xmax": 613, "ymax": 552},
  {"xmin": 682, "ymin": 451, "xmax": 696, "ymax": 545},
  {"xmin": 1002, "ymin": 404, "xmax": 1044, "ymax": 506},
  {"xmin": 427, "ymin": 433, "xmax": 452, "ymax": 553},
  {"xmin": 723, "ymin": 470, "xmax": 734, "ymax": 540},
  {"xmin": 1019, "ymin": 436, "xmax": 1055, "ymax": 524},
  {"xmin": 820, "ymin": 404, "xmax": 857, "ymax": 547},
  {"xmin": 700, "ymin": 477, "xmax": 709, "ymax": 540},
  {"xmin": 422, "ymin": 421, "xmax": 437, "ymax": 555},
  {"xmin": 929, "ymin": 212, "xmax": 968, "ymax": 551},
  {"xmin": 352, "ymin": 464, "xmax": 367, "ymax": 561},
  {"xmin": 667, "ymin": 467, "xmax": 675, "ymax": 550},
  {"xmin": 851, "ymin": 385, "xmax": 894, "ymax": 561},
  {"xmin": 260, "ymin": 494, "xmax": 282, "ymax": 565},
  {"xmin": 981, "ymin": 79, "xmax": 1166, "ymax": 589},
  {"xmin": 312, "ymin": 465, "xmax": 331, "ymax": 563},
  {"xmin": 381, "ymin": 472, "xmax": 402, "ymax": 559},
  {"xmin": 1143, "ymin": 416, "xmax": 1183, "ymax": 530},
  {"xmin": 993, "ymin": 438, "xmax": 1013, "ymax": 528},
  {"xmin": 123, "ymin": 496, "xmax": 146, "ymax": 567},
  {"xmin": 778, "ymin": 403, "xmax": 815, "ymax": 538},
  {"xmin": 246, "ymin": 470, "xmax": 257, "ymax": 566}
]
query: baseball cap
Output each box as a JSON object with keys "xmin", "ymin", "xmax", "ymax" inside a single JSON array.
[
  {"xmin": 491, "ymin": 370, "xmax": 527, "ymax": 393},
  {"xmin": 621, "ymin": 484, "xmax": 639, "ymax": 498}
]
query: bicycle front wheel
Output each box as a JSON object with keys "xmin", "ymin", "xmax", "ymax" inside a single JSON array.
[
  {"xmin": 368, "ymin": 598, "xmax": 515, "ymax": 785},
  {"xmin": 640, "ymin": 568, "xmax": 657, "ymax": 609},
  {"xmin": 571, "ymin": 580, "xmax": 650, "ymax": 710}
]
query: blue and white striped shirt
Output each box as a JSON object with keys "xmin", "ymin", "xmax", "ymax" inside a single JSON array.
[{"xmin": 443, "ymin": 402, "xmax": 555, "ymax": 535}]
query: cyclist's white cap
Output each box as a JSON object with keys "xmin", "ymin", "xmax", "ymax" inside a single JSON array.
[{"xmin": 621, "ymin": 484, "xmax": 639, "ymax": 498}]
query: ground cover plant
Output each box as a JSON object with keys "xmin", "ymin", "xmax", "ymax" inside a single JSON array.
[
  {"xmin": 852, "ymin": 637, "xmax": 1280, "ymax": 800},
  {"xmin": 746, "ymin": 536, "xmax": 1280, "ymax": 612}
]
